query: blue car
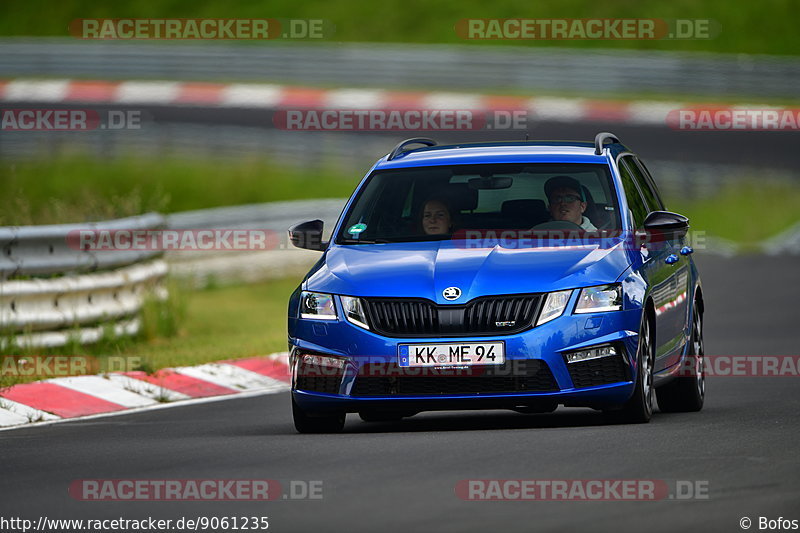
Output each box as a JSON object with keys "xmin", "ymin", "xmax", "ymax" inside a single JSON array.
[{"xmin": 287, "ymin": 133, "xmax": 705, "ymax": 433}]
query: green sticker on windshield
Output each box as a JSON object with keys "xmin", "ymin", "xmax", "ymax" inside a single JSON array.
[{"xmin": 348, "ymin": 223, "xmax": 367, "ymax": 234}]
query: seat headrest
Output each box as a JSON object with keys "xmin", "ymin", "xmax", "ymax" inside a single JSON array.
[{"xmin": 501, "ymin": 199, "xmax": 548, "ymax": 221}]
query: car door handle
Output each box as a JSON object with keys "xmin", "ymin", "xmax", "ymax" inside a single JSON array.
[
  {"xmin": 680, "ymin": 246, "xmax": 694, "ymax": 255},
  {"xmin": 665, "ymin": 254, "xmax": 679, "ymax": 265}
]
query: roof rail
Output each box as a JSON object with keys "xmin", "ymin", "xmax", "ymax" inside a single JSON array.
[
  {"xmin": 387, "ymin": 138, "xmax": 437, "ymax": 161},
  {"xmin": 594, "ymin": 132, "xmax": 620, "ymax": 155}
]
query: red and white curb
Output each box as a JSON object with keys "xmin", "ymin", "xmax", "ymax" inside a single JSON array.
[
  {"xmin": 0, "ymin": 352, "xmax": 291, "ymax": 430},
  {"xmin": 0, "ymin": 78, "xmax": 696, "ymax": 126}
]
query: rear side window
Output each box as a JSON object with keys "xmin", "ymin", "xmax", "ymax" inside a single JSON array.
[{"xmin": 617, "ymin": 159, "xmax": 649, "ymax": 229}]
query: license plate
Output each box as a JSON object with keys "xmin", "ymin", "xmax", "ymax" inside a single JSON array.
[{"xmin": 398, "ymin": 342, "xmax": 505, "ymax": 367}]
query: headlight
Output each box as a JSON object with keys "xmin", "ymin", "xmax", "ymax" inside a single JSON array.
[
  {"xmin": 575, "ymin": 284, "xmax": 623, "ymax": 313},
  {"xmin": 536, "ymin": 289, "xmax": 572, "ymax": 326},
  {"xmin": 300, "ymin": 291, "xmax": 337, "ymax": 320},
  {"xmin": 340, "ymin": 296, "xmax": 370, "ymax": 330}
]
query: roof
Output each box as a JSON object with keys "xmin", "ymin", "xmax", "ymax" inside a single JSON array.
[{"xmin": 374, "ymin": 139, "xmax": 630, "ymax": 170}]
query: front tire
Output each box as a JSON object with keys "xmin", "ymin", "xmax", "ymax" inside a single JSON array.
[
  {"xmin": 607, "ymin": 312, "xmax": 654, "ymax": 424},
  {"xmin": 656, "ymin": 302, "xmax": 705, "ymax": 412},
  {"xmin": 292, "ymin": 396, "xmax": 345, "ymax": 433}
]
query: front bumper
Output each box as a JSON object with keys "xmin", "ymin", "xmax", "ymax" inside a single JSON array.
[{"xmin": 289, "ymin": 303, "xmax": 643, "ymax": 414}]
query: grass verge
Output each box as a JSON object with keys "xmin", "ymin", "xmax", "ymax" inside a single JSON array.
[
  {"xmin": 0, "ymin": 154, "xmax": 360, "ymax": 225},
  {"xmin": 113, "ymin": 276, "xmax": 296, "ymax": 369},
  {"xmin": 667, "ymin": 180, "xmax": 800, "ymax": 250}
]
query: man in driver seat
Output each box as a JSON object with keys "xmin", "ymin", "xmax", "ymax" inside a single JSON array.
[{"xmin": 544, "ymin": 175, "xmax": 597, "ymax": 230}]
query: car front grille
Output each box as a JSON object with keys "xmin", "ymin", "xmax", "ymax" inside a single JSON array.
[
  {"xmin": 350, "ymin": 360, "xmax": 558, "ymax": 396},
  {"xmin": 566, "ymin": 354, "xmax": 630, "ymax": 388},
  {"xmin": 361, "ymin": 294, "xmax": 542, "ymax": 337}
]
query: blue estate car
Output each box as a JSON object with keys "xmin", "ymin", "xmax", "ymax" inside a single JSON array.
[{"xmin": 287, "ymin": 133, "xmax": 705, "ymax": 433}]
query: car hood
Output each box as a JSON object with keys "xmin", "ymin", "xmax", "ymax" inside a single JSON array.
[{"xmin": 305, "ymin": 239, "xmax": 631, "ymax": 303}]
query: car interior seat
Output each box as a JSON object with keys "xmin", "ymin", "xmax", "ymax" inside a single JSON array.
[{"xmin": 501, "ymin": 199, "xmax": 550, "ymax": 228}]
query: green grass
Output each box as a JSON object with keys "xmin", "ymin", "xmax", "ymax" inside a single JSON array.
[
  {"xmin": 3, "ymin": 0, "xmax": 799, "ymax": 55},
  {"xmin": 0, "ymin": 154, "xmax": 360, "ymax": 225},
  {"xmin": 115, "ymin": 277, "xmax": 297, "ymax": 369},
  {"xmin": 667, "ymin": 180, "xmax": 800, "ymax": 250}
]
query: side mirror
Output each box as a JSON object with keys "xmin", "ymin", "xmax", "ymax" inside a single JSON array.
[
  {"xmin": 643, "ymin": 211, "xmax": 689, "ymax": 241},
  {"xmin": 288, "ymin": 219, "xmax": 328, "ymax": 251}
]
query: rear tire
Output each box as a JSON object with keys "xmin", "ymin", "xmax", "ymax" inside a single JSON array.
[
  {"xmin": 656, "ymin": 303, "xmax": 705, "ymax": 413},
  {"xmin": 606, "ymin": 312, "xmax": 654, "ymax": 424},
  {"xmin": 292, "ymin": 397, "xmax": 345, "ymax": 433}
]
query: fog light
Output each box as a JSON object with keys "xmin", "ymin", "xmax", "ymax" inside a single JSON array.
[
  {"xmin": 301, "ymin": 353, "xmax": 346, "ymax": 369},
  {"xmin": 565, "ymin": 345, "xmax": 617, "ymax": 364}
]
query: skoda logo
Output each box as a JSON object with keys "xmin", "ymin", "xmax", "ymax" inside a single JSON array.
[{"xmin": 442, "ymin": 287, "xmax": 462, "ymax": 301}]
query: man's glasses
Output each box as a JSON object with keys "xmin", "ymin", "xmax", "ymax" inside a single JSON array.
[{"xmin": 550, "ymin": 194, "xmax": 582, "ymax": 204}]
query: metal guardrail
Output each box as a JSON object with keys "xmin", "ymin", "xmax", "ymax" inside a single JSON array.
[
  {"xmin": 165, "ymin": 199, "xmax": 344, "ymax": 287},
  {"xmin": 1, "ymin": 261, "xmax": 167, "ymax": 331},
  {"xmin": 0, "ymin": 212, "xmax": 165, "ymax": 280},
  {"xmin": 165, "ymin": 198, "xmax": 344, "ymax": 232},
  {"xmin": 764, "ymin": 221, "xmax": 800, "ymax": 256},
  {"xmin": 0, "ymin": 214, "xmax": 167, "ymax": 348},
  {"xmin": 0, "ymin": 38, "xmax": 798, "ymax": 99},
  {"xmin": 0, "ymin": 261, "xmax": 167, "ymax": 348},
  {"xmin": 0, "ymin": 204, "xmax": 343, "ymax": 347}
]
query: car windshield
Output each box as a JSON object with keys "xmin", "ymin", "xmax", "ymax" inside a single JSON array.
[{"xmin": 336, "ymin": 163, "xmax": 621, "ymax": 244}]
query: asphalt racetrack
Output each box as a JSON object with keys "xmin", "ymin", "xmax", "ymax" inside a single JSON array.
[{"xmin": 1, "ymin": 253, "xmax": 798, "ymax": 533}]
